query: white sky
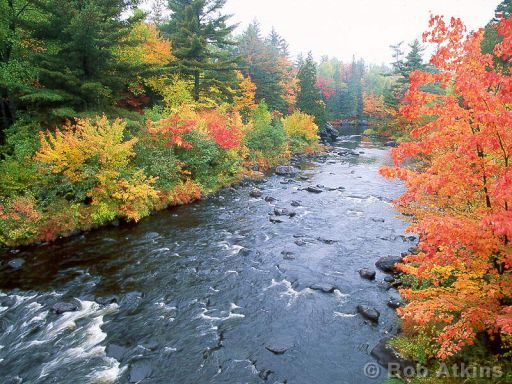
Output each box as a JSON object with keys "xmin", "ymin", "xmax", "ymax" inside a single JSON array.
[{"xmin": 224, "ymin": 0, "xmax": 501, "ymax": 65}]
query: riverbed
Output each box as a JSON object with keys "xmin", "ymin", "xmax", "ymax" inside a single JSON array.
[{"xmin": 0, "ymin": 128, "xmax": 413, "ymax": 384}]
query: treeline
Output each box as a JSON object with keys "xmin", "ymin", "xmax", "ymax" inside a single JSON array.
[
  {"xmin": 382, "ymin": 1, "xmax": 512, "ymax": 381},
  {"xmin": 0, "ymin": 0, "xmax": 325, "ymax": 246}
]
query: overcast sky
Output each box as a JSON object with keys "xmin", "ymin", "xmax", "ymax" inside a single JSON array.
[{"xmin": 223, "ymin": 0, "xmax": 501, "ymax": 65}]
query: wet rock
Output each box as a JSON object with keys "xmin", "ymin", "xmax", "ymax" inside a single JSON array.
[
  {"xmin": 357, "ymin": 305, "xmax": 380, "ymax": 323},
  {"xmin": 359, "ymin": 268, "xmax": 376, "ymax": 280},
  {"xmin": 266, "ymin": 339, "xmax": 294, "ymax": 355},
  {"xmin": 408, "ymin": 246, "xmax": 419, "ymax": 255},
  {"xmin": 320, "ymin": 123, "xmax": 338, "ymax": 142},
  {"xmin": 269, "ymin": 217, "xmax": 283, "ymax": 224},
  {"xmin": 375, "ymin": 256, "xmax": 402, "ymax": 274},
  {"xmin": 306, "ymin": 186, "xmax": 323, "ymax": 193},
  {"xmin": 371, "ymin": 218, "xmax": 385, "ymax": 223},
  {"xmin": 249, "ymin": 188, "xmax": 263, "ymax": 198},
  {"xmin": 384, "ymin": 276, "xmax": 395, "ymax": 283},
  {"xmin": 281, "ymin": 250, "xmax": 295, "ymax": 260},
  {"xmin": 275, "ymin": 165, "xmax": 299, "ymax": 176},
  {"xmin": 299, "ymin": 175, "xmax": 310, "ymax": 181},
  {"xmin": 259, "ymin": 369, "xmax": 273, "ymax": 381},
  {"xmin": 106, "ymin": 344, "xmax": 128, "ymax": 360},
  {"xmin": 274, "ymin": 208, "xmax": 296, "ymax": 217},
  {"xmin": 120, "ymin": 291, "xmax": 143, "ymax": 312},
  {"xmin": 387, "ymin": 298, "xmax": 403, "ymax": 309},
  {"xmin": 7, "ymin": 258, "xmax": 25, "ymax": 270},
  {"xmin": 264, "ymin": 196, "xmax": 276, "ymax": 203},
  {"xmin": 371, "ymin": 338, "xmax": 415, "ymax": 371},
  {"xmin": 143, "ymin": 232, "xmax": 159, "ymax": 240},
  {"xmin": 290, "ymin": 200, "xmax": 301, "ymax": 207},
  {"xmin": 317, "ymin": 237, "xmax": 337, "ymax": 244},
  {"xmin": 129, "ymin": 361, "xmax": 152, "ymax": 383},
  {"xmin": 310, "ymin": 283, "xmax": 336, "ymax": 293},
  {"xmin": 294, "ymin": 239, "xmax": 307, "ymax": 246},
  {"xmin": 96, "ymin": 295, "xmax": 118, "ymax": 305},
  {"xmin": 52, "ymin": 301, "xmax": 80, "ymax": 314},
  {"xmin": 384, "ymin": 140, "xmax": 398, "ymax": 147}
]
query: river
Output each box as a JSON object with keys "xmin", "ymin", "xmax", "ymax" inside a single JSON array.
[{"xmin": 0, "ymin": 127, "xmax": 414, "ymax": 384}]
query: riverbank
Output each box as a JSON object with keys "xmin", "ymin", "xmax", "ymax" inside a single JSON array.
[{"xmin": 0, "ymin": 129, "xmax": 410, "ymax": 383}]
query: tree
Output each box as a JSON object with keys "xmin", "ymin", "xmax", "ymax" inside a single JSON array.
[
  {"xmin": 161, "ymin": 0, "xmax": 237, "ymax": 101},
  {"xmin": 296, "ymin": 52, "xmax": 326, "ymax": 129},
  {"xmin": 381, "ymin": 15, "xmax": 512, "ymax": 360},
  {"xmin": 237, "ymin": 21, "xmax": 287, "ymax": 112}
]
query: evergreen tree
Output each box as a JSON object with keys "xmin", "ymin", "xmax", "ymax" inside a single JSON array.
[
  {"xmin": 237, "ymin": 21, "xmax": 286, "ymax": 112},
  {"xmin": 162, "ymin": 0, "xmax": 237, "ymax": 101},
  {"xmin": 296, "ymin": 52, "xmax": 326, "ymax": 128}
]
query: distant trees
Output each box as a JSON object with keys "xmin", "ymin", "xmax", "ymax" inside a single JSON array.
[{"xmin": 296, "ymin": 52, "xmax": 326, "ymax": 129}]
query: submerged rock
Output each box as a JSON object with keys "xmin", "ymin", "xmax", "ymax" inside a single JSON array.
[
  {"xmin": 129, "ymin": 361, "xmax": 152, "ymax": 383},
  {"xmin": 259, "ymin": 369, "xmax": 273, "ymax": 381},
  {"xmin": 310, "ymin": 283, "xmax": 336, "ymax": 293},
  {"xmin": 266, "ymin": 339, "xmax": 294, "ymax": 355},
  {"xmin": 264, "ymin": 196, "xmax": 276, "ymax": 203},
  {"xmin": 375, "ymin": 256, "xmax": 402, "ymax": 274},
  {"xmin": 357, "ymin": 305, "xmax": 380, "ymax": 323},
  {"xmin": 359, "ymin": 268, "xmax": 376, "ymax": 280},
  {"xmin": 274, "ymin": 208, "xmax": 296, "ymax": 217},
  {"xmin": 290, "ymin": 200, "xmax": 301, "ymax": 207},
  {"xmin": 52, "ymin": 301, "xmax": 80, "ymax": 314},
  {"xmin": 7, "ymin": 258, "xmax": 25, "ymax": 270},
  {"xmin": 281, "ymin": 250, "xmax": 295, "ymax": 260}
]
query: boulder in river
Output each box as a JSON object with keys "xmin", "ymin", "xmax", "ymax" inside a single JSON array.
[
  {"xmin": 96, "ymin": 295, "xmax": 118, "ymax": 305},
  {"xmin": 249, "ymin": 188, "xmax": 263, "ymax": 198},
  {"xmin": 269, "ymin": 217, "xmax": 283, "ymax": 224},
  {"xmin": 266, "ymin": 338, "xmax": 294, "ymax": 355},
  {"xmin": 310, "ymin": 283, "xmax": 336, "ymax": 293},
  {"xmin": 129, "ymin": 361, "xmax": 152, "ymax": 383},
  {"xmin": 375, "ymin": 256, "xmax": 402, "ymax": 274},
  {"xmin": 359, "ymin": 268, "xmax": 376, "ymax": 280},
  {"xmin": 294, "ymin": 239, "xmax": 307, "ymax": 246},
  {"xmin": 264, "ymin": 196, "xmax": 276, "ymax": 203},
  {"xmin": 7, "ymin": 258, "xmax": 25, "ymax": 270},
  {"xmin": 387, "ymin": 298, "xmax": 403, "ymax": 309},
  {"xmin": 290, "ymin": 200, "xmax": 301, "ymax": 207},
  {"xmin": 281, "ymin": 250, "xmax": 295, "ymax": 260},
  {"xmin": 52, "ymin": 301, "xmax": 80, "ymax": 314},
  {"xmin": 357, "ymin": 305, "xmax": 380, "ymax": 323},
  {"xmin": 384, "ymin": 140, "xmax": 398, "ymax": 147},
  {"xmin": 275, "ymin": 165, "xmax": 299, "ymax": 176},
  {"xmin": 274, "ymin": 208, "xmax": 296, "ymax": 217},
  {"xmin": 306, "ymin": 186, "xmax": 323, "ymax": 194},
  {"xmin": 370, "ymin": 338, "xmax": 415, "ymax": 372}
]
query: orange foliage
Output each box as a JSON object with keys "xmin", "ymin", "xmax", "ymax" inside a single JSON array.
[
  {"xmin": 381, "ymin": 16, "xmax": 512, "ymax": 359},
  {"xmin": 363, "ymin": 92, "xmax": 388, "ymax": 119}
]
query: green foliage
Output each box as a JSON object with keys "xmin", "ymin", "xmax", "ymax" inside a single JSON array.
[
  {"xmin": 245, "ymin": 101, "xmax": 286, "ymax": 162},
  {"xmin": 297, "ymin": 52, "xmax": 327, "ymax": 129},
  {"xmin": 175, "ymin": 130, "xmax": 222, "ymax": 191},
  {"xmin": 161, "ymin": 0, "xmax": 238, "ymax": 101}
]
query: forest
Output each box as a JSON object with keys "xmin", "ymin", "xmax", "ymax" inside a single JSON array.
[{"xmin": 0, "ymin": 0, "xmax": 512, "ymax": 383}]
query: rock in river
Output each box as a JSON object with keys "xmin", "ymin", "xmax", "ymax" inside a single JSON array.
[
  {"xmin": 306, "ymin": 186, "xmax": 323, "ymax": 194},
  {"xmin": 371, "ymin": 338, "xmax": 414, "ymax": 371},
  {"xmin": 375, "ymin": 256, "xmax": 402, "ymax": 274},
  {"xmin": 387, "ymin": 298, "xmax": 403, "ymax": 309},
  {"xmin": 359, "ymin": 268, "xmax": 376, "ymax": 280},
  {"xmin": 52, "ymin": 301, "xmax": 80, "ymax": 314},
  {"xmin": 129, "ymin": 361, "xmax": 152, "ymax": 383},
  {"xmin": 310, "ymin": 283, "xmax": 336, "ymax": 293},
  {"xmin": 274, "ymin": 208, "xmax": 296, "ymax": 217},
  {"xmin": 357, "ymin": 305, "xmax": 380, "ymax": 323},
  {"xmin": 275, "ymin": 165, "xmax": 299, "ymax": 176},
  {"xmin": 7, "ymin": 258, "xmax": 25, "ymax": 270},
  {"xmin": 250, "ymin": 188, "xmax": 263, "ymax": 198},
  {"xmin": 266, "ymin": 338, "xmax": 294, "ymax": 355}
]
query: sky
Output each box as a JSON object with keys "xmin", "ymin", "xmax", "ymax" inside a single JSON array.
[{"xmin": 223, "ymin": 0, "xmax": 501, "ymax": 65}]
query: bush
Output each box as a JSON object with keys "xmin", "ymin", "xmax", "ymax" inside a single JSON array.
[
  {"xmin": 245, "ymin": 101, "xmax": 287, "ymax": 166},
  {"xmin": 282, "ymin": 111, "xmax": 319, "ymax": 152}
]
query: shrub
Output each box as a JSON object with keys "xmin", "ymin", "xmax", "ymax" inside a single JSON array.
[{"xmin": 282, "ymin": 111, "xmax": 319, "ymax": 152}]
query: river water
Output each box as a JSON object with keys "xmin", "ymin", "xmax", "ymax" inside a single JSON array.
[{"xmin": 0, "ymin": 128, "xmax": 414, "ymax": 384}]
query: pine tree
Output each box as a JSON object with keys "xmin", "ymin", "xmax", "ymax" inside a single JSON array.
[
  {"xmin": 162, "ymin": 0, "xmax": 237, "ymax": 101},
  {"xmin": 237, "ymin": 21, "xmax": 287, "ymax": 112},
  {"xmin": 296, "ymin": 52, "xmax": 326, "ymax": 128}
]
